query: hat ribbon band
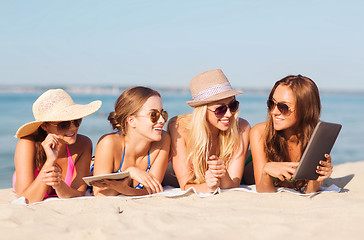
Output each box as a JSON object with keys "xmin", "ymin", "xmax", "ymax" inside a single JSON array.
[{"xmin": 192, "ymin": 82, "xmax": 233, "ymax": 101}]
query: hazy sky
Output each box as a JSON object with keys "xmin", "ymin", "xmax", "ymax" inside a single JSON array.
[{"xmin": 1, "ymin": 0, "xmax": 363, "ymax": 91}]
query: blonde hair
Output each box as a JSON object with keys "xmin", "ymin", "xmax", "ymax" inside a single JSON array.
[{"xmin": 179, "ymin": 104, "xmax": 241, "ymax": 184}]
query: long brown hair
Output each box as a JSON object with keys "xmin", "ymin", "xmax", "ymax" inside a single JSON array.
[
  {"xmin": 265, "ymin": 75, "xmax": 321, "ymax": 162},
  {"xmin": 27, "ymin": 127, "xmax": 48, "ymax": 170},
  {"xmin": 108, "ymin": 86, "xmax": 161, "ymax": 135}
]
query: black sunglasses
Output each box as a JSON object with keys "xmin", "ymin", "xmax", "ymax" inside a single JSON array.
[
  {"xmin": 135, "ymin": 110, "xmax": 168, "ymax": 123},
  {"xmin": 208, "ymin": 100, "xmax": 239, "ymax": 118},
  {"xmin": 48, "ymin": 119, "xmax": 82, "ymax": 131},
  {"xmin": 267, "ymin": 99, "xmax": 293, "ymax": 115}
]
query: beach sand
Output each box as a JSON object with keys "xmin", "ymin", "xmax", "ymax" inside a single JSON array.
[{"xmin": 1, "ymin": 161, "xmax": 363, "ymax": 240}]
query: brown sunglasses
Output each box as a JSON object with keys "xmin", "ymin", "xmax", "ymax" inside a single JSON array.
[
  {"xmin": 135, "ymin": 110, "xmax": 168, "ymax": 123},
  {"xmin": 267, "ymin": 99, "xmax": 293, "ymax": 115},
  {"xmin": 48, "ymin": 119, "xmax": 82, "ymax": 131}
]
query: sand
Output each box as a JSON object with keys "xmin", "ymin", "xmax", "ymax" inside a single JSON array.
[{"xmin": 1, "ymin": 161, "xmax": 363, "ymax": 240}]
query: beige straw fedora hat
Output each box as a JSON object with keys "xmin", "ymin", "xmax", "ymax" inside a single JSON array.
[
  {"xmin": 186, "ymin": 69, "xmax": 243, "ymax": 107},
  {"xmin": 15, "ymin": 89, "xmax": 102, "ymax": 138}
]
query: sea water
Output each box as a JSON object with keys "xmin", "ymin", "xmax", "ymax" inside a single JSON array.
[{"xmin": 1, "ymin": 90, "xmax": 363, "ymax": 189}]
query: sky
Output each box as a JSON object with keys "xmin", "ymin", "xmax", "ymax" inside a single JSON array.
[{"xmin": 1, "ymin": 0, "xmax": 363, "ymax": 91}]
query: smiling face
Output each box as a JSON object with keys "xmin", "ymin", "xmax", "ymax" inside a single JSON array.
[
  {"xmin": 42, "ymin": 120, "xmax": 81, "ymax": 145},
  {"xmin": 131, "ymin": 95, "xmax": 166, "ymax": 141},
  {"xmin": 206, "ymin": 97, "xmax": 237, "ymax": 133},
  {"xmin": 270, "ymin": 85, "xmax": 297, "ymax": 132}
]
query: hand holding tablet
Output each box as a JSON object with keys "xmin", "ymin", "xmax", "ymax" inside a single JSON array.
[{"xmin": 293, "ymin": 121, "xmax": 342, "ymax": 180}]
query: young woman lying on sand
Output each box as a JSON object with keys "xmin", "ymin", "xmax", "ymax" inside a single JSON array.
[
  {"xmin": 250, "ymin": 75, "xmax": 333, "ymax": 193},
  {"xmin": 168, "ymin": 69, "xmax": 251, "ymax": 193},
  {"xmin": 91, "ymin": 86, "xmax": 170, "ymax": 196},
  {"xmin": 13, "ymin": 89, "xmax": 102, "ymax": 203}
]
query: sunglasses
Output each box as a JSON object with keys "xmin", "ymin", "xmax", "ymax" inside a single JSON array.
[
  {"xmin": 135, "ymin": 110, "xmax": 168, "ymax": 123},
  {"xmin": 48, "ymin": 119, "xmax": 82, "ymax": 131},
  {"xmin": 267, "ymin": 99, "xmax": 293, "ymax": 115},
  {"xmin": 208, "ymin": 100, "xmax": 239, "ymax": 118}
]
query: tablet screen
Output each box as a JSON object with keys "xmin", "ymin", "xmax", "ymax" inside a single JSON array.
[{"xmin": 293, "ymin": 121, "xmax": 342, "ymax": 180}]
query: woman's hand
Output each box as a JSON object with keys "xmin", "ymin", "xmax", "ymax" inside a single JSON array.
[
  {"xmin": 128, "ymin": 167, "xmax": 163, "ymax": 194},
  {"xmin": 263, "ymin": 161, "xmax": 299, "ymax": 181},
  {"xmin": 205, "ymin": 169, "xmax": 220, "ymax": 192},
  {"xmin": 42, "ymin": 165, "xmax": 62, "ymax": 188},
  {"xmin": 207, "ymin": 155, "xmax": 227, "ymax": 179},
  {"xmin": 41, "ymin": 134, "xmax": 60, "ymax": 164},
  {"xmin": 316, "ymin": 154, "xmax": 333, "ymax": 182}
]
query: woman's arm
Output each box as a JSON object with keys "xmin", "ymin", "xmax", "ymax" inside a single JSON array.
[
  {"xmin": 145, "ymin": 131, "xmax": 170, "ymax": 183},
  {"xmin": 250, "ymin": 123, "xmax": 277, "ymax": 193},
  {"xmin": 168, "ymin": 117, "xmax": 218, "ymax": 193},
  {"xmin": 127, "ymin": 131, "xmax": 170, "ymax": 194},
  {"xmin": 219, "ymin": 118, "xmax": 251, "ymax": 189},
  {"xmin": 52, "ymin": 135, "xmax": 92, "ymax": 198},
  {"xmin": 250, "ymin": 123, "xmax": 299, "ymax": 192},
  {"xmin": 14, "ymin": 138, "xmax": 50, "ymax": 203},
  {"xmin": 92, "ymin": 134, "xmax": 121, "ymax": 196}
]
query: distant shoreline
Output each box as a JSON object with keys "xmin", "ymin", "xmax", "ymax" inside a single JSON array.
[{"xmin": 0, "ymin": 85, "xmax": 363, "ymax": 95}]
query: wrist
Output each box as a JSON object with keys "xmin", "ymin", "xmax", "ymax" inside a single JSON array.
[
  {"xmin": 52, "ymin": 180, "xmax": 65, "ymax": 191},
  {"xmin": 44, "ymin": 158, "xmax": 57, "ymax": 166}
]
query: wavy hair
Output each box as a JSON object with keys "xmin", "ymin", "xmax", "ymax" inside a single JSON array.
[
  {"xmin": 25, "ymin": 127, "xmax": 48, "ymax": 170},
  {"xmin": 265, "ymin": 75, "xmax": 321, "ymax": 163},
  {"xmin": 179, "ymin": 102, "xmax": 241, "ymax": 184},
  {"xmin": 108, "ymin": 86, "xmax": 161, "ymax": 135}
]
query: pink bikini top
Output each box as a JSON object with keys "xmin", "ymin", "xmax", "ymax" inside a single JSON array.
[{"xmin": 13, "ymin": 145, "xmax": 75, "ymax": 199}]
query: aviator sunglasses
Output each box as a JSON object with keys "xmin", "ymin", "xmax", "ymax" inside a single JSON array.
[
  {"xmin": 48, "ymin": 119, "xmax": 82, "ymax": 131},
  {"xmin": 208, "ymin": 100, "xmax": 239, "ymax": 118},
  {"xmin": 267, "ymin": 99, "xmax": 293, "ymax": 115},
  {"xmin": 135, "ymin": 109, "xmax": 168, "ymax": 123}
]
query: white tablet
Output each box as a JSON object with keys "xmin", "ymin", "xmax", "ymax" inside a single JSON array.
[
  {"xmin": 293, "ymin": 121, "xmax": 342, "ymax": 180},
  {"xmin": 82, "ymin": 172, "xmax": 130, "ymax": 186}
]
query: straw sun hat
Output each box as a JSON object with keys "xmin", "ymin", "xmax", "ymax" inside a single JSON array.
[
  {"xmin": 15, "ymin": 89, "xmax": 102, "ymax": 138},
  {"xmin": 186, "ymin": 69, "xmax": 243, "ymax": 107}
]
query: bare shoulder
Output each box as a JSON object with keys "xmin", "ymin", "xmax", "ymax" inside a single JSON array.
[
  {"xmin": 17, "ymin": 137, "xmax": 36, "ymax": 147},
  {"xmin": 15, "ymin": 137, "xmax": 36, "ymax": 158},
  {"xmin": 76, "ymin": 134, "xmax": 92, "ymax": 146},
  {"xmin": 167, "ymin": 115, "xmax": 189, "ymax": 139},
  {"xmin": 167, "ymin": 116, "xmax": 179, "ymax": 133},
  {"xmin": 96, "ymin": 133, "xmax": 120, "ymax": 149},
  {"xmin": 161, "ymin": 130, "xmax": 171, "ymax": 144},
  {"xmin": 153, "ymin": 130, "xmax": 171, "ymax": 149},
  {"xmin": 237, "ymin": 117, "xmax": 251, "ymax": 132},
  {"xmin": 250, "ymin": 122, "xmax": 267, "ymax": 139}
]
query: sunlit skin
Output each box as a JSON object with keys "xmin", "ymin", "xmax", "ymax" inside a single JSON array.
[
  {"xmin": 250, "ymin": 84, "xmax": 333, "ymax": 193},
  {"xmin": 132, "ymin": 96, "xmax": 165, "ymax": 142},
  {"xmin": 270, "ymin": 85, "xmax": 297, "ymax": 134},
  {"xmin": 13, "ymin": 119, "xmax": 92, "ymax": 203},
  {"xmin": 168, "ymin": 96, "xmax": 251, "ymax": 193},
  {"xmin": 206, "ymin": 97, "xmax": 235, "ymax": 134},
  {"xmin": 92, "ymin": 95, "xmax": 170, "ymax": 196}
]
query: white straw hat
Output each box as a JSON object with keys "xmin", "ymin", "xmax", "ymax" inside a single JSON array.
[
  {"xmin": 186, "ymin": 69, "xmax": 243, "ymax": 107},
  {"xmin": 15, "ymin": 89, "xmax": 102, "ymax": 138}
]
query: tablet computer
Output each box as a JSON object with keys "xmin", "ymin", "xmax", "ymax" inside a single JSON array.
[
  {"xmin": 293, "ymin": 121, "xmax": 342, "ymax": 180},
  {"xmin": 82, "ymin": 172, "xmax": 130, "ymax": 186}
]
